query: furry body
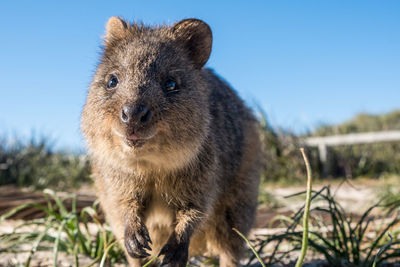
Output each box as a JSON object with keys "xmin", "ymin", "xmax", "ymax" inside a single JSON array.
[{"xmin": 81, "ymin": 17, "xmax": 262, "ymax": 266}]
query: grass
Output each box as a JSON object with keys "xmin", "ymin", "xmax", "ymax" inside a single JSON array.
[
  {"xmin": 258, "ymin": 109, "xmax": 314, "ymax": 185},
  {"xmin": 233, "ymin": 227, "xmax": 266, "ymax": 267},
  {"xmin": 1, "ymin": 148, "xmax": 316, "ymax": 266},
  {"xmin": 235, "ymin": 148, "xmax": 313, "ymax": 267},
  {"xmin": 259, "ymin": 109, "xmax": 400, "ymax": 183},
  {"xmin": 1, "ymin": 131, "xmax": 400, "ymax": 265},
  {"xmin": 2, "ymin": 109, "xmax": 400, "ymax": 190},
  {"xmin": 247, "ymin": 186, "xmax": 400, "ymax": 266},
  {"xmin": 0, "ymin": 189, "xmax": 126, "ymax": 267},
  {"xmin": 0, "ymin": 136, "xmax": 91, "ymax": 190},
  {"xmin": 1, "ymin": 149, "xmax": 400, "ymax": 266},
  {"xmin": 1, "ymin": 193, "xmax": 398, "ymax": 266},
  {"xmin": 294, "ymin": 148, "xmax": 312, "ymax": 267},
  {"xmin": 312, "ymin": 110, "xmax": 400, "ymax": 179}
]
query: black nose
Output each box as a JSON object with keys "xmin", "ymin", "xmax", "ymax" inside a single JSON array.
[{"xmin": 120, "ymin": 104, "xmax": 152, "ymax": 126}]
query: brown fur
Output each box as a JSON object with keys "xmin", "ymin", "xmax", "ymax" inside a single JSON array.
[{"xmin": 81, "ymin": 17, "xmax": 262, "ymax": 267}]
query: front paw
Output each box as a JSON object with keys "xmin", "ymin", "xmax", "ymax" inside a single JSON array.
[
  {"xmin": 124, "ymin": 221, "xmax": 152, "ymax": 259},
  {"xmin": 159, "ymin": 235, "xmax": 189, "ymax": 267}
]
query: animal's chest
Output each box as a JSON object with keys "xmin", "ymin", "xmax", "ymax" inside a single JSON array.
[
  {"xmin": 142, "ymin": 192, "xmax": 176, "ymax": 254},
  {"xmin": 144, "ymin": 193, "xmax": 175, "ymax": 230}
]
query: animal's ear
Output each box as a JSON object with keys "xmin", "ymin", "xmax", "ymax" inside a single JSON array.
[
  {"xmin": 105, "ymin": 16, "xmax": 128, "ymax": 41},
  {"xmin": 172, "ymin": 19, "xmax": 212, "ymax": 69}
]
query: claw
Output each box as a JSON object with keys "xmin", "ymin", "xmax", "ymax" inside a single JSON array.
[
  {"xmin": 124, "ymin": 223, "xmax": 153, "ymax": 259},
  {"xmin": 159, "ymin": 239, "xmax": 188, "ymax": 267},
  {"xmin": 145, "ymin": 231, "xmax": 152, "ymax": 244},
  {"xmin": 142, "ymin": 241, "xmax": 152, "ymax": 251},
  {"xmin": 140, "ymin": 227, "xmax": 152, "ymax": 245},
  {"xmin": 158, "ymin": 244, "xmax": 170, "ymax": 256}
]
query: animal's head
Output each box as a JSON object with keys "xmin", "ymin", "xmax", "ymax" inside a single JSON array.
[{"xmin": 81, "ymin": 17, "xmax": 213, "ymax": 172}]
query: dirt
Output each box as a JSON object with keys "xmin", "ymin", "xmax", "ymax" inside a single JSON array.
[
  {"xmin": 0, "ymin": 180, "xmax": 398, "ymax": 267},
  {"xmin": 255, "ymin": 179, "xmax": 381, "ymax": 228}
]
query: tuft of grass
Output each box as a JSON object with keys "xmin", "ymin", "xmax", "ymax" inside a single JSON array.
[
  {"xmin": 0, "ymin": 189, "xmax": 126, "ymax": 266},
  {"xmin": 248, "ymin": 185, "xmax": 400, "ymax": 266},
  {"xmin": 237, "ymin": 148, "xmax": 313, "ymax": 267}
]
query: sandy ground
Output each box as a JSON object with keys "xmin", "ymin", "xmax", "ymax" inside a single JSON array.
[
  {"xmin": 255, "ymin": 179, "xmax": 382, "ymax": 228},
  {"xmin": 0, "ymin": 179, "xmax": 399, "ymax": 266}
]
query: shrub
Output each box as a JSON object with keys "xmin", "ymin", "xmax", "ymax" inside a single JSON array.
[{"xmin": 0, "ymin": 136, "xmax": 91, "ymax": 190}]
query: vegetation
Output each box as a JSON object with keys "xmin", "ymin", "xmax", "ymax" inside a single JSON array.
[
  {"xmin": 1, "ymin": 153, "xmax": 398, "ymax": 266},
  {"xmin": 1, "ymin": 110, "xmax": 400, "ymax": 265},
  {"xmin": 259, "ymin": 110, "xmax": 400, "ymax": 182},
  {"xmin": 0, "ymin": 189, "xmax": 126, "ymax": 267},
  {"xmin": 0, "ymin": 150, "xmax": 314, "ymax": 266},
  {"xmin": 312, "ymin": 110, "xmax": 400, "ymax": 179},
  {"xmin": 313, "ymin": 110, "xmax": 400, "ymax": 136},
  {"xmin": 258, "ymin": 110, "xmax": 313, "ymax": 184},
  {"xmin": 247, "ymin": 187, "xmax": 400, "ymax": 266},
  {"xmin": 0, "ymin": 137, "xmax": 91, "ymax": 190},
  {"xmin": 1, "ymin": 110, "xmax": 399, "ymax": 191}
]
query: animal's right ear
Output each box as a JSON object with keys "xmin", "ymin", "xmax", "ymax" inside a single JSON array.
[{"xmin": 105, "ymin": 17, "xmax": 128, "ymax": 42}]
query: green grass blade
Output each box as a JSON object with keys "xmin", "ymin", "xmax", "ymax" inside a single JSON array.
[
  {"xmin": 365, "ymin": 215, "xmax": 399, "ymax": 263},
  {"xmin": 43, "ymin": 189, "xmax": 69, "ymax": 217},
  {"xmin": 0, "ymin": 202, "xmax": 55, "ymax": 222},
  {"xmin": 53, "ymin": 217, "xmax": 68, "ymax": 267},
  {"xmin": 143, "ymin": 256, "xmax": 159, "ymax": 267},
  {"xmin": 295, "ymin": 148, "xmax": 313, "ymax": 267},
  {"xmin": 99, "ymin": 241, "xmax": 118, "ymax": 267},
  {"xmin": 25, "ymin": 217, "xmax": 54, "ymax": 267},
  {"xmin": 372, "ymin": 233, "xmax": 393, "ymax": 267},
  {"xmin": 233, "ymin": 228, "xmax": 265, "ymax": 267}
]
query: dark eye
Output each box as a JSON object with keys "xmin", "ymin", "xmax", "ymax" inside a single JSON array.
[
  {"xmin": 107, "ymin": 74, "xmax": 119, "ymax": 90},
  {"xmin": 164, "ymin": 79, "xmax": 176, "ymax": 91}
]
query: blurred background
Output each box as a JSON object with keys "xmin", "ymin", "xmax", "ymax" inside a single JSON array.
[
  {"xmin": 1, "ymin": 1, "xmax": 400, "ymax": 266},
  {"xmin": 1, "ymin": 0, "xmax": 399, "ymax": 187}
]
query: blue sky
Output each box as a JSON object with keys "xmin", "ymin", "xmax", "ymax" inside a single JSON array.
[{"xmin": 0, "ymin": 1, "xmax": 399, "ymax": 149}]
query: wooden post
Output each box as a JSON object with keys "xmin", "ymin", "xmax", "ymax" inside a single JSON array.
[{"xmin": 317, "ymin": 143, "xmax": 328, "ymax": 176}]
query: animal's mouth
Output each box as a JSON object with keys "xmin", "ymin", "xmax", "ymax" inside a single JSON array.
[
  {"xmin": 124, "ymin": 134, "xmax": 147, "ymax": 147},
  {"xmin": 112, "ymin": 128, "xmax": 156, "ymax": 148}
]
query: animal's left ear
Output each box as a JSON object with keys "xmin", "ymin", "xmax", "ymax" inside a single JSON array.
[{"xmin": 172, "ymin": 19, "xmax": 212, "ymax": 69}]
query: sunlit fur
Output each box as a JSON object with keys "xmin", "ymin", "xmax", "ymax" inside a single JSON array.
[{"xmin": 81, "ymin": 17, "xmax": 262, "ymax": 267}]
